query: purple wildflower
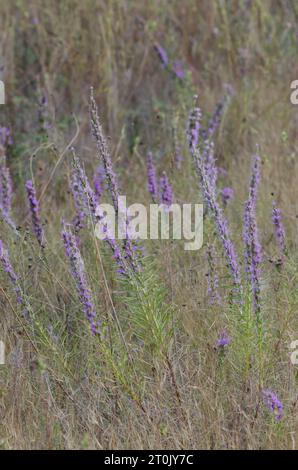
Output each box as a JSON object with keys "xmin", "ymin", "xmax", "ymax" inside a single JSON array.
[
  {"xmin": 160, "ymin": 172, "xmax": 173, "ymax": 208},
  {"xmin": 117, "ymin": 197, "xmax": 143, "ymax": 273},
  {"xmin": 90, "ymin": 87, "xmax": 120, "ymax": 213},
  {"xmin": 0, "ymin": 126, "xmax": 13, "ymax": 148},
  {"xmin": 0, "ymin": 239, "xmax": 28, "ymax": 317},
  {"xmin": 191, "ymin": 134, "xmax": 241, "ymax": 291},
  {"xmin": 221, "ymin": 187, "xmax": 234, "ymax": 206},
  {"xmin": 61, "ymin": 221, "xmax": 100, "ymax": 335},
  {"xmin": 172, "ymin": 60, "xmax": 185, "ymax": 80},
  {"xmin": 216, "ymin": 330, "xmax": 232, "ymax": 348},
  {"xmin": 202, "ymin": 101, "xmax": 225, "ymax": 141},
  {"xmin": 213, "ymin": 209, "xmax": 241, "ymax": 290},
  {"xmin": 0, "ymin": 164, "xmax": 12, "ymax": 215},
  {"xmin": 70, "ymin": 171, "xmax": 86, "ymax": 232},
  {"xmin": 0, "ymin": 239, "xmax": 19, "ymax": 298},
  {"xmin": 0, "ymin": 160, "xmax": 17, "ymax": 231},
  {"xmin": 146, "ymin": 152, "xmax": 158, "ymax": 201},
  {"xmin": 25, "ymin": 179, "xmax": 46, "ymax": 248},
  {"xmin": 71, "ymin": 149, "xmax": 132, "ymax": 275},
  {"xmin": 202, "ymin": 88, "xmax": 233, "ymax": 140},
  {"xmin": 243, "ymin": 154, "xmax": 262, "ymax": 313},
  {"xmin": 93, "ymin": 165, "xmax": 105, "ymax": 203},
  {"xmin": 262, "ymin": 390, "xmax": 283, "ymax": 421},
  {"xmin": 187, "ymin": 98, "xmax": 201, "ymax": 153},
  {"xmin": 94, "ymin": 205, "xmax": 128, "ymax": 276},
  {"xmin": 153, "ymin": 43, "xmax": 168, "ymax": 67},
  {"xmin": 0, "ymin": 162, "xmax": 13, "ymax": 215},
  {"xmin": 202, "ymin": 140, "xmax": 217, "ymax": 195},
  {"xmin": 206, "ymin": 244, "xmax": 221, "ymax": 304},
  {"xmin": 272, "ymin": 202, "xmax": 286, "ymax": 259},
  {"xmin": 90, "ymin": 90, "xmax": 143, "ymax": 273},
  {"xmin": 71, "ymin": 149, "xmax": 97, "ymax": 221}
]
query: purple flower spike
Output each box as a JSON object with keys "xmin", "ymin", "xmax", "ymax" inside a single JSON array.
[
  {"xmin": 25, "ymin": 179, "xmax": 46, "ymax": 248},
  {"xmin": 190, "ymin": 129, "xmax": 241, "ymax": 292},
  {"xmin": 93, "ymin": 165, "xmax": 106, "ymax": 203},
  {"xmin": 243, "ymin": 154, "xmax": 262, "ymax": 313},
  {"xmin": 90, "ymin": 88, "xmax": 120, "ymax": 213},
  {"xmin": 0, "ymin": 239, "xmax": 28, "ymax": 317},
  {"xmin": 216, "ymin": 330, "xmax": 232, "ymax": 348},
  {"xmin": 61, "ymin": 221, "xmax": 100, "ymax": 335},
  {"xmin": 0, "ymin": 239, "xmax": 19, "ymax": 298},
  {"xmin": 206, "ymin": 244, "xmax": 221, "ymax": 304},
  {"xmin": 272, "ymin": 202, "xmax": 286, "ymax": 260},
  {"xmin": 94, "ymin": 205, "xmax": 128, "ymax": 276},
  {"xmin": 90, "ymin": 89, "xmax": 142, "ymax": 273},
  {"xmin": 221, "ymin": 187, "xmax": 234, "ymax": 206},
  {"xmin": 0, "ymin": 126, "xmax": 13, "ymax": 148},
  {"xmin": 160, "ymin": 172, "xmax": 173, "ymax": 208},
  {"xmin": 70, "ymin": 172, "xmax": 86, "ymax": 232},
  {"xmin": 146, "ymin": 152, "xmax": 158, "ymax": 201},
  {"xmin": 154, "ymin": 43, "xmax": 168, "ymax": 67},
  {"xmin": 172, "ymin": 60, "xmax": 185, "ymax": 80},
  {"xmin": 71, "ymin": 149, "xmax": 98, "ymax": 224},
  {"xmin": 262, "ymin": 390, "xmax": 283, "ymax": 422},
  {"xmin": 187, "ymin": 98, "xmax": 201, "ymax": 153},
  {"xmin": 0, "ymin": 164, "xmax": 12, "ymax": 215},
  {"xmin": 0, "ymin": 160, "xmax": 17, "ymax": 231},
  {"xmin": 202, "ymin": 88, "xmax": 233, "ymax": 140}
]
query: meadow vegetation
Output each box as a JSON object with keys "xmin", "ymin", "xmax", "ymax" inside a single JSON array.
[{"xmin": 0, "ymin": 0, "xmax": 298, "ymax": 449}]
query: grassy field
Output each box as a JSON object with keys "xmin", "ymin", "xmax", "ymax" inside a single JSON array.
[{"xmin": 0, "ymin": 0, "xmax": 298, "ymax": 450}]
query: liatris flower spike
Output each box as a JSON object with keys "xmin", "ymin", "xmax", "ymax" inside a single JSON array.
[
  {"xmin": 25, "ymin": 179, "xmax": 46, "ymax": 248},
  {"xmin": 172, "ymin": 60, "xmax": 185, "ymax": 80},
  {"xmin": 190, "ymin": 124, "xmax": 241, "ymax": 291},
  {"xmin": 0, "ymin": 161, "xmax": 17, "ymax": 230},
  {"xmin": 272, "ymin": 201, "xmax": 286, "ymax": 263},
  {"xmin": 0, "ymin": 160, "xmax": 17, "ymax": 232},
  {"xmin": 70, "ymin": 171, "xmax": 86, "ymax": 232},
  {"xmin": 0, "ymin": 126, "xmax": 13, "ymax": 148},
  {"xmin": 201, "ymin": 87, "xmax": 233, "ymax": 140},
  {"xmin": 90, "ymin": 87, "xmax": 120, "ymax": 214},
  {"xmin": 216, "ymin": 330, "xmax": 232, "ymax": 348},
  {"xmin": 206, "ymin": 244, "xmax": 221, "ymax": 304},
  {"xmin": 221, "ymin": 187, "xmax": 234, "ymax": 206},
  {"xmin": 154, "ymin": 43, "xmax": 169, "ymax": 67},
  {"xmin": 243, "ymin": 154, "xmax": 262, "ymax": 313},
  {"xmin": 61, "ymin": 221, "xmax": 100, "ymax": 335},
  {"xmin": 262, "ymin": 390, "xmax": 283, "ymax": 422},
  {"xmin": 71, "ymin": 148, "xmax": 97, "ymax": 221},
  {"xmin": 93, "ymin": 165, "xmax": 105, "ymax": 202},
  {"xmin": 160, "ymin": 171, "xmax": 173, "ymax": 208},
  {"xmin": 0, "ymin": 164, "xmax": 13, "ymax": 215},
  {"xmin": 0, "ymin": 239, "xmax": 29, "ymax": 318},
  {"xmin": 0, "ymin": 239, "xmax": 20, "ymax": 302},
  {"xmin": 146, "ymin": 152, "xmax": 158, "ymax": 202},
  {"xmin": 187, "ymin": 96, "xmax": 201, "ymax": 154}
]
